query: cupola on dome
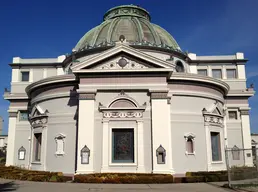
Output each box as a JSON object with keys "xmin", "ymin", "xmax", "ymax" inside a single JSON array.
[{"xmin": 74, "ymin": 5, "xmax": 181, "ymax": 52}]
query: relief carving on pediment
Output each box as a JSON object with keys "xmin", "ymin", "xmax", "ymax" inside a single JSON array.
[
  {"xmin": 94, "ymin": 57, "xmax": 148, "ymax": 70},
  {"xmin": 103, "ymin": 111, "xmax": 143, "ymax": 118},
  {"xmin": 29, "ymin": 104, "xmax": 48, "ymax": 128},
  {"xmin": 30, "ymin": 115, "xmax": 48, "ymax": 128},
  {"xmin": 204, "ymin": 115, "xmax": 223, "ymax": 127}
]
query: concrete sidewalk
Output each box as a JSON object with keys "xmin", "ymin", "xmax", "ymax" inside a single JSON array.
[{"xmin": 0, "ymin": 179, "xmax": 233, "ymax": 192}]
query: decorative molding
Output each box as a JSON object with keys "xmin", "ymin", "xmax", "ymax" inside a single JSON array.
[
  {"xmin": 104, "ymin": 6, "xmax": 151, "ymax": 21},
  {"xmin": 203, "ymin": 114, "xmax": 223, "ymax": 127},
  {"xmin": 31, "ymin": 92, "xmax": 74, "ymax": 104},
  {"xmin": 170, "ymin": 73, "xmax": 229, "ymax": 94},
  {"xmin": 81, "ymin": 145, "xmax": 90, "ymax": 164},
  {"xmin": 202, "ymin": 100, "xmax": 225, "ymax": 127},
  {"xmin": 71, "ymin": 43, "xmax": 174, "ymax": 71},
  {"xmin": 156, "ymin": 145, "xmax": 166, "ymax": 164},
  {"xmin": 103, "ymin": 111, "xmax": 143, "ymax": 118},
  {"xmin": 55, "ymin": 133, "xmax": 66, "ymax": 156},
  {"xmin": 25, "ymin": 74, "xmax": 77, "ymax": 96},
  {"xmin": 184, "ymin": 133, "xmax": 196, "ymax": 155},
  {"xmin": 30, "ymin": 115, "xmax": 48, "ymax": 128},
  {"xmin": 79, "ymin": 93, "xmax": 96, "ymax": 100},
  {"xmin": 9, "ymin": 112, "xmax": 17, "ymax": 118},
  {"xmin": 240, "ymin": 110, "xmax": 249, "ymax": 115},
  {"xmin": 184, "ymin": 133, "xmax": 196, "ymax": 141},
  {"xmin": 94, "ymin": 57, "xmax": 148, "ymax": 70},
  {"xmin": 150, "ymin": 92, "xmax": 168, "ymax": 99}
]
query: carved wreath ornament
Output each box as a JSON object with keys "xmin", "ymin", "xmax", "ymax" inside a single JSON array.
[
  {"xmin": 204, "ymin": 116, "xmax": 223, "ymax": 125},
  {"xmin": 30, "ymin": 116, "xmax": 48, "ymax": 127},
  {"xmin": 103, "ymin": 111, "xmax": 143, "ymax": 118}
]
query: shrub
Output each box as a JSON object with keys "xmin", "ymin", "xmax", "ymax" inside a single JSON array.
[
  {"xmin": 74, "ymin": 173, "xmax": 174, "ymax": 184},
  {"xmin": 185, "ymin": 176, "xmax": 206, "ymax": 183},
  {"xmin": 183, "ymin": 171, "xmax": 229, "ymax": 182},
  {"xmin": 0, "ymin": 165, "xmax": 68, "ymax": 183}
]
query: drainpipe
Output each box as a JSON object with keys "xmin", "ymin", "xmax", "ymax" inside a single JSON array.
[{"xmin": 28, "ymin": 126, "xmax": 32, "ymax": 170}]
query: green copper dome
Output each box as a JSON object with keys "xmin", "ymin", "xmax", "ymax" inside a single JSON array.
[{"xmin": 74, "ymin": 5, "xmax": 181, "ymax": 52}]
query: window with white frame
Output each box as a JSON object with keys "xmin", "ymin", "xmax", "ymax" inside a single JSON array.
[
  {"xmin": 19, "ymin": 111, "xmax": 28, "ymax": 121},
  {"xmin": 197, "ymin": 69, "xmax": 207, "ymax": 76},
  {"xmin": 55, "ymin": 134, "xmax": 65, "ymax": 155},
  {"xmin": 226, "ymin": 69, "xmax": 237, "ymax": 79},
  {"xmin": 112, "ymin": 129, "xmax": 134, "ymax": 163},
  {"xmin": 210, "ymin": 132, "xmax": 222, "ymax": 161},
  {"xmin": 21, "ymin": 71, "xmax": 30, "ymax": 82},
  {"xmin": 184, "ymin": 133, "xmax": 195, "ymax": 155},
  {"xmin": 34, "ymin": 133, "xmax": 42, "ymax": 162},
  {"xmin": 228, "ymin": 111, "xmax": 238, "ymax": 120},
  {"xmin": 212, "ymin": 69, "xmax": 222, "ymax": 79}
]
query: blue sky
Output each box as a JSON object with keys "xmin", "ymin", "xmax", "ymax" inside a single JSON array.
[{"xmin": 0, "ymin": 0, "xmax": 258, "ymax": 134}]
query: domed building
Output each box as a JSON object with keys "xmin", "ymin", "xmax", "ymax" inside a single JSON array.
[{"xmin": 4, "ymin": 5, "xmax": 255, "ymax": 176}]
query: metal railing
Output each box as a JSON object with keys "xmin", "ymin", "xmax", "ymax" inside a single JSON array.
[{"xmin": 225, "ymin": 147, "xmax": 258, "ymax": 187}]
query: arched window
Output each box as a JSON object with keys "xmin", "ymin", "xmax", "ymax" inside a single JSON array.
[
  {"xmin": 175, "ymin": 61, "xmax": 185, "ymax": 72},
  {"xmin": 186, "ymin": 138, "xmax": 194, "ymax": 154},
  {"xmin": 184, "ymin": 133, "xmax": 195, "ymax": 155}
]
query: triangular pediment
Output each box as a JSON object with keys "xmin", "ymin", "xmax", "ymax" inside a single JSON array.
[
  {"xmin": 30, "ymin": 104, "xmax": 48, "ymax": 118},
  {"xmin": 212, "ymin": 108, "xmax": 221, "ymax": 115},
  {"xmin": 203, "ymin": 101, "xmax": 224, "ymax": 116},
  {"xmin": 71, "ymin": 43, "xmax": 174, "ymax": 72}
]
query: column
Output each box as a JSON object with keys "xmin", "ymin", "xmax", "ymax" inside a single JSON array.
[
  {"xmin": 137, "ymin": 120, "xmax": 145, "ymax": 172},
  {"xmin": 204, "ymin": 121, "xmax": 212, "ymax": 171},
  {"xmin": 6, "ymin": 112, "xmax": 17, "ymax": 166},
  {"xmin": 76, "ymin": 92, "xmax": 95, "ymax": 174},
  {"xmin": 150, "ymin": 91, "xmax": 173, "ymax": 174},
  {"xmin": 101, "ymin": 120, "xmax": 109, "ymax": 172},
  {"xmin": 223, "ymin": 107, "xmax": 228, "ymax": 147},
  {"xmin": 240, "ymin": 108, "xmax": 253, "ymax": 166}
]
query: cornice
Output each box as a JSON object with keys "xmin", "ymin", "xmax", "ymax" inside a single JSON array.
[
  {"xmin": 171, "ymin": 91, "xmax": 224, "ymax": 103},
  {"xmin": 73, "ymin": 68, "xmax": 174, "ymax": 74},
  {"xmin": 9, "ymin": 62, "xmax": 63, "ymax": 67},
  {"xmin": 26, "ymin": 74, "xmax": 77, "ymax": 96},
  {"xmin": 3, "ymin": 93, "xmax": 28, "ymax": 100},
  {"xmin": 227, "ymin": 90, "xmax": 255, "ymax": 97},
  {"xmin": 170, "ymin": 73, "xmax": 230, "ymax": 94},
  {"xmin": 71, "ymin": 43, "xmax": 175, "ymax": 71},
  {"xmin": 189, "ymin": 59, "xmax": 248, "ymax": 64},
  {"xmin": 31, "ymin": 92, "xmax": 76, "ymax": 104}
]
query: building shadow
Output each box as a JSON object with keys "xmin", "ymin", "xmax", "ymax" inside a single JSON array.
[{"xmin": 0, "ymin": 181, "xmax": 19, "ymax": 191}]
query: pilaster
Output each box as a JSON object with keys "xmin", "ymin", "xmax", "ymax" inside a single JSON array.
[
  {"xmin": 76, "ymin": 92, "xmax": 96, "ymax": 174},
  {"xmin": 101, "ymin": 120, "xmax": 109, "ymax": 172},
  {"xmin": 150, "ymin": 90, "xmax": 173, "ymax": 174},
  {"xmin": 6, "ymin": 112, "xmax": 17, "ymax": 166},
  {"xmin": 240, "ymin": 108, "xmax": 253, "ymax": 166},
  {"xmin": 137, "ymin": 120, "xmax": 145, "ymax": 172}
]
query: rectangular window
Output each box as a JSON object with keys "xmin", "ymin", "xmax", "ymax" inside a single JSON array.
[
  {"xmin": 227, "ymin": 69, "xmax": 236, "ymax": 79},
  {"xmin": 228, "ymin": 111, "xmax": 238, "ymax": 120},
  {"xmin": 197, "ymin": 69, "xmax": 207, "ymax": 76},
  {"xmin": 21, "ymin": 71, "xmax": 30, "ymax": 82},
  {"xmin": 34, "ymin": 133, "xmax": 42, "ymax": 161},
  {"xmin": 212, "ymin": 69, "xmax": 222, "ymax": 79},
  {"xmin": 252, "ymin": 146, "xmax": 256, "ymax": 158},
  {"xmin": 112, "ymin": 129, "xmax": 134, "ymax": 163},
  {"xmin": 19, "ymin": 111, "xmax": 28, "ymax": 121},
  {"xmin": 211, "ymin": 132, "xmax": 221, "ymax": 161}
]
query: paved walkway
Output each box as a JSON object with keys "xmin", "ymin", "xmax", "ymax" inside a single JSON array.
[{"xmin": 0, "ymin": 179, "xmax": 233, "ymax": 192}]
